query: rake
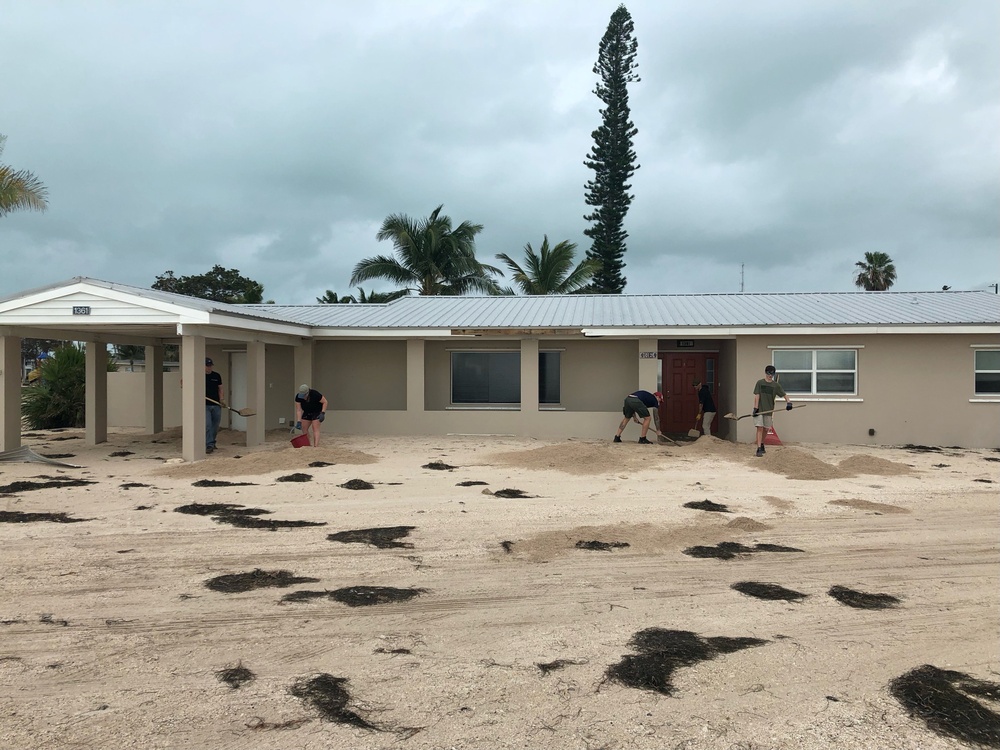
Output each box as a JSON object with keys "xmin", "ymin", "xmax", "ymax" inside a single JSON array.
[
  {"xmin": 206, "ymin": 397, "xmax": 257, "ymax": 417},
  {"xmin": 723, "ymin": 404, "xmax": 806, "ymax": 421}
]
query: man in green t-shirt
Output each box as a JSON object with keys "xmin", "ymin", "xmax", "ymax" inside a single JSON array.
[{"xmin": 752, "ymin": 365, "xmax": 793, "ymax": 457}]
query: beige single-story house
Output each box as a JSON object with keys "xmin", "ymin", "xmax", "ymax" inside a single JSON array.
[{"xmin": 1, "ymin": 277, "xmax": 998, "ymax": 460}]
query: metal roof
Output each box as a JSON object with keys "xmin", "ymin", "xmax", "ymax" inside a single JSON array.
[{"xmin": 246, "ymin": 291, "xmax": 1000, "ymax": 330}]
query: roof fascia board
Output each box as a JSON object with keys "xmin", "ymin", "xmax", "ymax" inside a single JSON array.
[
  {"xmin": 581, "ymin": 325, "xmax": 1000, "ymax": 336},
  {"xmin": 1, "ymin": 325, "xmax": 169, "ymax": 346},
  {"xmin": 202, "ymin": 315, "xmax": 311, "ymax": 338},
  {"xmin": 309, "ymin": 328, "xmax": 467, "ymax": 338},
  {"xmin": 176, "ymin": 323, "xmax": 307, "ymax": 346}
]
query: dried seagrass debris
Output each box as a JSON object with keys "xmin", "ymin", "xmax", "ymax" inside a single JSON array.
[
  {"xmin": 247, "ymin": 717, "xmax": 311, "ymax": 731},
  {"xmin": 457, "ymin": 480, "xmax": 489, "ymax": 486},
  {"xmin": 374, "ymin": 647, "xmax": 412, "ymax": 655},
  {"xmin": 828, "ymin": 585, "xmax": 901, "ymax": 610},
  {"xmin": 191, "ymin": 479, "xmax": 257, "ymax": 487},
  {"xmin": 120, "ymin": 482, "xmax": 151, "ymax": 489},
  {"xmin": 276, "ymin": 473, "xmax": 312, "ymax": 482},
  {"xmin": 0, "ymin": 478, "xmax": 97, "ymax": 494},
  {"xmin": 339, "ymin": 479, "xmax": 374, "ymax": 490},
  {"xmin": 500, "ymin": 540, "xmax": 515, "ymax": 553},
  {"xmin": 214, "ymin": 515, "xmax": 326, "ymax": 531},
  {"xmin": 329, "ymin": 586, "xmax": 427, "ymax": 607},
  {"xmin": 683, "ymin": 500, "xmax": 731, "ymax": 513},
  {"xmin": 682, "ymin": 542, "xmax": 804, "ymax": 560},
  {"xmin": 205, "ymin": 569, "xmax": 320, "ymax": 594},
  {"xmin": 536, "ymin": 658, "xmax": 589, "ymax": 676},
  {"xmin": 492, "ymin": 488, "xmax": 533, "ymax": 498},
  {"xmin": 731, "ymin": 581, "xmax": 808, "ymax": 602},
  {"xmin": 605, "ymin": 628, "xmax": 768, "ymax": 696},
  {"xmin": 0, "ymin": 511, "xmax": 89, "ymax": 524},
  {"xmin": 289, "ymin": 674, "xmax": 380, "ymax": 730},
  {"xmin": 109, "ymin": 450, "xmax": 134, "ymax": 457},
  {"xmin": 422, "ymin": 462, "xmax": 457, "ymax": 470},
  {"xmin": 309, "ymin": 461, "xmax": 335, "ymax": 467},
  {"xmin": 327, "ymin": 526, "xmax": 415, "ymax": 549},
  {"xmin": 41, "ymin": 453, "xmax": 75, "ymax": 459},
  {"xmin": 889, "ymin": 664, "xmax": 1000, "ymax": 747},
  {"xmin": 217, "ymin": 662, "xmax": 256, "ymax": 689},
  {"xmin": 576, "ymin": 540, "xmax": 630, "ymax": 551},
  {"xmin": 753, "ymin": 543, "xmax": 804, "ymax": 553},
  {"xmin": 39, "ymin": 614, "xmax": 69, "ymax": 626},
  {"xmin": 175, "ymin": 503, "xmax": 270, "ymax": 517}
]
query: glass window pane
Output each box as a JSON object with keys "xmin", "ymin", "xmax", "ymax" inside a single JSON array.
[
  {"xmin": 975, "ymin": 351, "xmax": 1000, "ymax": 371},
  {"xmin": 488, "ymin": 352, "xmax": 520, "ymax": 403},
  {"xmin": 452, "ymin": 352, "xmax": 489, "ymax": 403},
  {"xmin": 975, "ymin": 373, "xmax": 1000, "ymax": 394},
  {"xmin": 817, "ymin": 350, "xmax": 856, "ymax": 370},
  {"xmin": 539, "ymin": 351, "xmax": 560, "ymax": 404},
  {"xmin": 817, "ymin": 372, "xmax": 855, "ymax": 393},
  {"xmin": 773, "ymin": 351, "xmax": 811, "ymax": 370},
  {"xmin": 778, "ymin": 373, "xmax": 811, "ymax": 392}
]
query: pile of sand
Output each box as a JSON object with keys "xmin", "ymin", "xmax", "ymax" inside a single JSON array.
[
  {"xmin": 829, "ymin": 498, "xmax": 911, "ymax": 514},
  {"xmin": 757, "ymin": 447, "xmax": 850, "ymax": 481},
  {"xmin": 726, "ymin": 516, "xmax": 773, "ymax": 531},
  {"xmin": 484, "ymin": 441, "xmax": 674, "ymax": 475},
  {"xmin": 506, "ymin": 522, "xmax": 729, "ymax": 562},
  {"xmin": 838, "ymin": 454, "xmax": 914, "ymax": 476}
]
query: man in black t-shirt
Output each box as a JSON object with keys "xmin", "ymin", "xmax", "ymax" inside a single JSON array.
[
  {"xmin": 205, "ymin": 358, "xmax": 223, "ymax": 453},
  {"xmin": 693, "ymin": 380, "xmax": 717, "ymax": 436},
  {"xmin": 613, "ymin": 390, "xmax": 665, "ymax": 444}
]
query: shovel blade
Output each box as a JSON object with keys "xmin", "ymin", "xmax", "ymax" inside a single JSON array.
[
  {"xmin": 687, "ymin": 429, "xmax": 701, "ymax": 438},
  {"xmin": 237, "ymin": 408, "xmax": 257, "ymax": 417}
]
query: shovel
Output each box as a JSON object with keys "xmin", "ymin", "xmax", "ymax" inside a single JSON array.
[
  {"xmin": 723, "ymin": 404, "xmax": 806, "ymax": 421},
  {"xmin": 687, "ymin": 418, "xmax": 702, "ymax": 439},
  {"xmin": 206, "ymin": 397, "xmax": 256, "ymax": 417}
]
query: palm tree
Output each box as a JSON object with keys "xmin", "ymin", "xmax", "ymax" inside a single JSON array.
[
  {"xmin": 0, "ymin": 134, "xmax": 48, "ymax": 217},
  {"xmin": 854, "ymin": 252, "xmax": 897, "ymax": 291},
  {"xmin": 496, "ymin": 236, "xmax": 601, "ymax": 295},
  {"xmin": 351, "ymin": 205, "xmax": 502, "ymax": 295}
]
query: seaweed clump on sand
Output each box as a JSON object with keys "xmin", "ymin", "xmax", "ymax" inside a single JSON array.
[
  {"xmin": 276, "ymin": 473, "xmax": 312, "ymax": 482},
  {"xmin": 339, "ymin": 479, "xmax": 374, "ymax": 490},
  {"xmin": 330, "ymin": 586, "xmax": 426, "ymax": 607},
  {"xmin": 217, "ymin": 662, "xmax": 256, "ymax": 689},
  {"xmin": 605, "ymin": 629, "xmax": 767, "ymax": 696},
  {"xmin": 290, "ymin": 674, "xmax": 380, "ymax": 730},
  {"xmin": 191, "ymin": 479, "xmax": 257, "ymax": 487},
  {"xmin": 205, "ymin": 569, "xmax": 320, "ymax": 593},
  {"xmin": 0, "ymin": 478, "xmax": 97, "ymax": 494},
  {"xmin": 828, "ymin": 585, "xmax": 901, "ymax": 610},
  {"xmin": 683, "ymin": 500, "xmax": 731, "ymax": 513},
  {"xmin": 889, "ymin": 665, "xmax": 1000, "ymax": 747},
  {"xmin": 731, "ymin": 581, "xmax": 808, "ymax": 602},
  {"xmin": 683, "ymin": 542, "xmax": 804, "ymax": 560},
  {"xmin": 491, "ymin": 488, "xmax": 533, "ymax": 498},
  {"xmin": 327, "ymin": 526, "xmax": 415, "ymax": 549},
  {"xmin": 0, "ymin": 510, "xmax": 89, "ymax": 524},
  {"xmin": 576, "ymin": 540, "xmax": 630, "ymax": 551},
  {"xmin": 422, "ymin": 462, "xmax": 457, "ymax": 470},
  {"xmin": 175, "ymin": 502, "xmax": 270, "ymax": 517}
]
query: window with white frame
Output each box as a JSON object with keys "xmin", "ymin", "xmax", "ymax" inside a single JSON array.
[
  {"xmin": 772, "ymin": 349, "xmax": 857, "ymax": 395},
  {"xmin": 975, "ymin": 350, "xmax": 1000, "ymax": 395},
  {"xmin": 539, "ymin": 351, "xmax": 561, "ymax": 404}
]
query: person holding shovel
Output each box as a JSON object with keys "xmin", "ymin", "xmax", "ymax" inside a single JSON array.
[
  {"xmin": 205, "ymin": 358, "xmax": 223, "ymax": 454},
  {"xmin": 752, "ymin": 365, "xmax": 793, "ymax": 457},
  {"xmin": 613, "ymin": 390, "xmax": 665, "ymax": 444},
  {"xmin": 294, "ymin": 384, "xmax": 328, "ymax": 448},
  {"xmin": 693, "ymin": 380, "xmax": 716, "ymax": 437}
]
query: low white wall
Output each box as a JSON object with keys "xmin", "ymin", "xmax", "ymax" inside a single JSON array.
[{"xmin": 107, "ymin": 372, "xmax": 182, "ymax": 428}]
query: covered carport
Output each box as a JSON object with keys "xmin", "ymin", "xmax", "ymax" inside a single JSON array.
[{"xmin": 0, "ymin": 278, "xmax": 311, "ymax": 462}]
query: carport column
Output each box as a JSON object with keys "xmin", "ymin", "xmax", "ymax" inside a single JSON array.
[
  {"xmin": 294, "ymin": 340, "xmax": 314, "ymax": 402},
  {"xmin": 85, "ymin": 341, "xmax": 109, "ymax": 445},
  {"xmin": 144, "ymin": 345, "xmax": 164, "ymax": 434},
  {"xmin": 0, "ymin": 334, "xmax": 21, "ymax": 452},
  {"xmin": 181, "ymin": 335, "xmax": 207, "ymax": 462},
  {"xmin": 406, "ymin": 339, "xmax": 425, "ymax": 417},
  {"xmin": 520, "ymin": 337, "xmax": 539, "ymax": 423},
  {"xmin": 246, "ymin": 341, "xmax": 266, "ymax": 447}
]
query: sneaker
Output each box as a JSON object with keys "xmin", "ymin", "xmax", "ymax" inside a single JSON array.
[
  {"xmin": 206, "ymin": 446, "xmax": 215, "ymax": 454},
  {"xmin": 755, "ymin": 446, "xmax": 764, "ymax": 457},
  {"xmin": 613, "ymin": 436, "xmax": 622, "ymax": 443},
  {"xmin": 638, "ymin": 437, "xmax": 652, "ymax": 444},
  {"xmin": 760, "ymin": 444, "xmax": 766, "ymax": 454}
]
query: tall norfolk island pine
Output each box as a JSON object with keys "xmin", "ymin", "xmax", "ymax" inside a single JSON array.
[{"xmin": 583, "ymin": 4, "xmax": 639, "ymax": 294}]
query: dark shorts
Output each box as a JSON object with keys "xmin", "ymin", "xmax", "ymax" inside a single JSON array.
[
  {"xmin": 622, "ymin": 396, "xmax": 650, "ymax": 419},
  {"xmin": 302, "ymin": 411, "xmax": 323, "ymax": 422}
]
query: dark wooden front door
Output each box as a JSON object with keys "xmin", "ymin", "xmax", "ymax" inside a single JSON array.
[{"xmin": 659, "ymin": 352, "xmax": 718, "ymax": 434}]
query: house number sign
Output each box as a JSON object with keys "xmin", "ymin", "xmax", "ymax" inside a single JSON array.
[
  {"xmin": 639, "ymin": 351, "xmax": 657, "ymax": 359},
  {"xmin": 72, "ymin": 306, "xmax": 91, "ymax": 315}
]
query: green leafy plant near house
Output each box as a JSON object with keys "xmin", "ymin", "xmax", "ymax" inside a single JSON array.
[{"xmin": 22, "ymin": 345, "xmax": 118, "ymax": 429}]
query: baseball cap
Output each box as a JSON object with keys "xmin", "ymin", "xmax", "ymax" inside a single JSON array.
[
  {"xmin": 653, "ymin": 391, "xmax": 664, "ymax": 400},
  {"xmin": 205, "ymin": 357, "xmax": 213, "ymax": 366},
  {"xmin": 298, "ymin": 384, "xmax": 309, "ymax": 394},
  {"xmin": 764, "ymin": 365, "xmax": 776, "ymax": 375}
]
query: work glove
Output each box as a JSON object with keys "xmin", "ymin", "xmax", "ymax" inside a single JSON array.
[
  {"xmin": 295, "ymin": 421, "xmax": 302, "ymax": 430},
  {"xmin": 318, "ymin": 412, "xmax": 325, "ymax": 423},
  {"xmin": 752, "ymin": 408, "xmax": 759, "ymax": 417},
  {"xmin": 786, "ymin": 402, "xmax": 793, "ymax": 411}
]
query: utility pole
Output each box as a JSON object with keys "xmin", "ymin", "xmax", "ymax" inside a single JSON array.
[{"xmin": 740, "ymin": 264, "xmax": 745, "ymax": 293}]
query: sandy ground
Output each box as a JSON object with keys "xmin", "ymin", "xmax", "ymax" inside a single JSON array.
[{"xmin": 1, "ymin": 426, "xmax": 998, "ymax": 750}]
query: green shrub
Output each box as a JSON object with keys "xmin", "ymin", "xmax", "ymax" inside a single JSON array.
[{"xmin": 22, "ymin": 345, "xmax": 117, "ymax": 429}]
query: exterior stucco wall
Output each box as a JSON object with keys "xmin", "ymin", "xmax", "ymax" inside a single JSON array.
[
  {"xmin": 734, "ymin": 333, "xmax": 1000, "ymax": 448},
  {"xmin": 316, "ymin": 340, "xmax": 407, "ymax": 411}
]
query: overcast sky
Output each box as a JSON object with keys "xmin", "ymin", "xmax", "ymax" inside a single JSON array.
[{"xmin": 2, "ymin": 0, "xmax": 998, "ymax": 304}]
